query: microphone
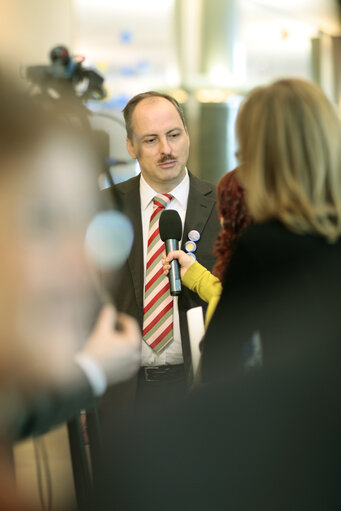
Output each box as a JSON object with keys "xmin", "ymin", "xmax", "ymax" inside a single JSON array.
[
  {"xmin": 159, "ymin": 209, "xmax": 182, "ymax": 296},
  {"xmin": 85, "ymin": 211, "xmax": 134, "ymax": 271}
]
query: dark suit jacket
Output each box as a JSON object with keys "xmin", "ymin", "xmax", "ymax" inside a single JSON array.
[
  {"xmin": 201, "ymin": 219, "xmax": 341, "ymax": 384},
  {"xmin": 106, "ymin": 171, "xmax": 221, "ymax": 375}
]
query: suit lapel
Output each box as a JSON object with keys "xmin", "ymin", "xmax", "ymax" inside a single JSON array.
[{"xmin": 182, "ymin": 172, "xmax": 217, "ymax": 249}]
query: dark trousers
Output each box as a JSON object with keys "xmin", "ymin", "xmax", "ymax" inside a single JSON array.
[{"xmin": 135, "ymin": 364, "xmax": 187, "ymax": 415}]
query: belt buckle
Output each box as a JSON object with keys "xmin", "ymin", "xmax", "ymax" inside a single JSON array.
[{"xmin": 144, "ymin": 366, "xmax": 160, "ymax": 382}]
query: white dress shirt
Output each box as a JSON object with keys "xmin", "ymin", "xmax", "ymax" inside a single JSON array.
[{"xmin": 140, "ymin": 171, "xmax": 189, "ymax": 366}]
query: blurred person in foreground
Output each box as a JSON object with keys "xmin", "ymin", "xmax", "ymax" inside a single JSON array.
[
  {"xmin": 100, "ymin": 78, "xmax": 341, "ymax": 511},
  {"xmin": 0, "ymin": 70, "xmax": 140, "ymax": 510}
]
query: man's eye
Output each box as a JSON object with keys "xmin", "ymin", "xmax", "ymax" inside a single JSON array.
[
  {"xmin": 145, "ymin": 138, "xmax": 156, "ymax": 144},
  {"xmin": 169, "ymin": 133, "xmax": 180, "ymax": 139}
]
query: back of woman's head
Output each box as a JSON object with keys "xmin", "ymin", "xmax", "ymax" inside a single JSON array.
[
  {"xmin": 236, "ymin": 78, "xmax": 341, "ymax": 241},
  {"xmin": 213, "ymin": 169, "xmax": 252, "ymax": 281},
  {"xmin": 217, "ymin": 169, "xmax": 251, "ymax": 235}
]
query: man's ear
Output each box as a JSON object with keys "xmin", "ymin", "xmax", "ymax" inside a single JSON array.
[{"xmin": 126, "ymin": 137, "xmax": 136, "ymax": 159}]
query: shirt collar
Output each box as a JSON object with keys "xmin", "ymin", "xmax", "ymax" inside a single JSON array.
[{"xmin": 140, "ymin": 169, "xmax": 189, "ymax": 211}]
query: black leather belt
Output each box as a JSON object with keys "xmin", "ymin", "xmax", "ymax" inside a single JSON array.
[{"xmin": 139, "ymin": 364, "xmax": 185, "ymax": 382}]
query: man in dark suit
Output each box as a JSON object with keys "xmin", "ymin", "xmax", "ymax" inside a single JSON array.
[{"xmin": 101, "ymin": 91, "xmax": 220, "ymax": 417}]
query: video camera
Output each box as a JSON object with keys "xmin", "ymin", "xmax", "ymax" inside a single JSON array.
[
  {"xmin": 26, "ymin": 45, "xmax": 106, "ymax": 101},
  {"xmin": 26, "ymin": 45, "xmax": 128, "ymax": 194}
]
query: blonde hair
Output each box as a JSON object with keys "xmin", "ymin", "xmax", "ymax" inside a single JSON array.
[{"xmin": 236, "ymin": 78, "xmax": 341, "ymax": 242}]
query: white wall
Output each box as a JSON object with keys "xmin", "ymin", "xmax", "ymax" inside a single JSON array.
[{"xmin": 0, "ymin": 0, "xmax": 74, "ymax": 71}]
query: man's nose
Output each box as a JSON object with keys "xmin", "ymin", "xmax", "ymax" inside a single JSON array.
[{"xmin": 159, "ymin": 136, "xmax": 172, "ymax": 155}]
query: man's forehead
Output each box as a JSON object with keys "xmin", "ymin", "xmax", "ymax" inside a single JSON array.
[
  {"xmin": 136, "ymin": 96, "xmax": 172, "ymax": 110},
  {"xmin": 133, "ymin": 97, "xmax": 181, "ymax": 124}
]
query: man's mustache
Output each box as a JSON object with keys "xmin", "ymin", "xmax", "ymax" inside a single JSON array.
[{"xmin": 158, "ymin": 155, "xmax": 176, "ymax": 164}]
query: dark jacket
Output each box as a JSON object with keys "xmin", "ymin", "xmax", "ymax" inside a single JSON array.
[{"xmin": 201, "ymin": 219, "xmax": 341, "ymax": 383}]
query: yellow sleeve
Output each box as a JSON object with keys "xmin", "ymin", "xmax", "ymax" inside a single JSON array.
[
  {"xmin": 183, "ymin": 263, "xmax": 222, "ymax": 389},
  {"xmin": 182, "ymin": 261, "xmax": 222, "ymax": 303},
  {"xmin": 182, "ymin": 261, "xmax": 222, "ymax": 329}
]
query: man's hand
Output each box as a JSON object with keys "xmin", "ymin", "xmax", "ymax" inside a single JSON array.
[{"xmin": 82, "ymin": 304, "xmax": 141, "ymax": 386}]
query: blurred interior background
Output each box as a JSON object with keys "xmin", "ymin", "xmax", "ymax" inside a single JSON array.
[{"xmin": 1, "ymin": 0, "xmax": 341, "ymax": 187}]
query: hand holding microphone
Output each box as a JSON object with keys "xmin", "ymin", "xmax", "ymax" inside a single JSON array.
[
  {"xmin": 162, "ymin": 250, "xmax": 195, "ymax": 279},
  {"xmin": 159, "ymin": 209, "xmax": 183, "ymax": 296}
]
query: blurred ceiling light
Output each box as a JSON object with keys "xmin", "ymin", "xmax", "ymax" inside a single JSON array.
[
  {"xmin": 208, "ymin": 64, "xmax": 245, "ymax": 88},
  {"xmin": 168, "ymin": 89, "xmax": 188, "ymax": 103},
  {"xmin": 165, "ymin": 66, "xmax": 181, "ymax": 87},
  {"xmin": 195, "ymin": 89, "xmax": 234, "ymax": 103},
  {"xmin": 209, "ymin": 65, "xmax": 232, "ymax": 87}
]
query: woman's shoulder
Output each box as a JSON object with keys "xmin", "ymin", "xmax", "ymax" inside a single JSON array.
[
  {"xmin": 239, "ymin": 219, "xmax": 286, "ymax": 240},
  {"xmin": 237, "ymin": 219, "xmax": 341, "ymax": 270},
  {"xmin": 235, "ymin": 220, "xmax": 287, "ymax": 257}
]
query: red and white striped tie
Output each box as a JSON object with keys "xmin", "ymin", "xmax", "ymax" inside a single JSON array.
[{"xmin": 143, "ymin": 194, "xmax": 173, "ymax": 353}]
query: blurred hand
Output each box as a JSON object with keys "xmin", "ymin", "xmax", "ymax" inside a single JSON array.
[
  {"xmin": 82, "ymin": 304, "xmax": 141, "ymax": 386},
  {"xmin": 162, "ymin": 250, "xmax": 195, "ymax": 279}
]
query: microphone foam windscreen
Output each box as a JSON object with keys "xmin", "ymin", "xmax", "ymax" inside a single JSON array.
[
  {"xmin": 85, "ymin": 211, "xmax": 134, "ymax": 271},
  {"xmin": 159, "ymin": 209, "xmax": 182, "ymax": 241}
]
